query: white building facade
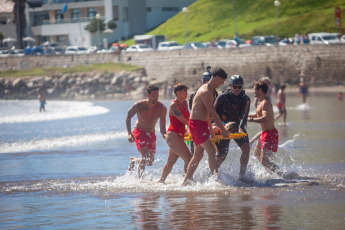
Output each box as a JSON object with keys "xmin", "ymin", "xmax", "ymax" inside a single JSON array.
[{"xmin": 25, "ymin": 0, "xmax": 196, "ymax": 47}]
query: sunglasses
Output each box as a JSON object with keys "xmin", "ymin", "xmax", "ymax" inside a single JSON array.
[{"xmin": 232, "ymin": 85, "xmax": 243, "ymax": 89}]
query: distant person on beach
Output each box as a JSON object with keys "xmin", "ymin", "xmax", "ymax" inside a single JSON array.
[
  {"xmin": 337, "ymin": 92, "xmax": 343, "ymax": 101},
  {"xmin": 126, "ymin": 85, "xmax": 167, "ymax": 178},
  {"xmin": 274, "ymin": 84, "xmax": 287, "ymax": 125},
  {"xmin": 299, "ymin": 77, "xmax": 308, "ymax": 103},
  {"xmin": 36, "ymin": 88, "xmax": 46, "ymax": 112},
  {"xmin": 248, "ymin": 81, "xmax": 292, "ymax": 179},
  {"xmin": 214, "ymin": 75, "xmax": 251, "ymax": 181},
  {"xmin": 183, "ymin": 67, "xmax": 229, "ymax": 185},
  {"xmin": 188, "ymin": 66, "xmax": 218, "ymax": 155},
  {"xmin": 158, "ymin": 83, "xmax": 192, "ymax": 183}
]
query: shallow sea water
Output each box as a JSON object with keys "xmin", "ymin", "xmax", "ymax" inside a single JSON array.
[{"xmin": 0, "ymin": 92, "xmax": 344, "ymax": 229}]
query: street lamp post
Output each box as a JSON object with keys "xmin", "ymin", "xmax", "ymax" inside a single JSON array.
[
  {"xmin": 274, "ymin": 0, "xmax": 281, "ymax": 45},
  {"xmin": 233, "ymin": 0, "xmax": 238, "ymax": 37},
  {"xmin": 182, "ymin": 7, "xmax": 188, "ymax": 44},
  {"xmin": 95, "ymin": 13, "xmax": 101, "ymax": 49}
]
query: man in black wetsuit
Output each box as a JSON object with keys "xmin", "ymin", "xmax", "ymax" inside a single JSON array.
[
  {"xmin": 214, "ymin": 75, "xmax": 251, "ymax": 181},
  {"xmin": 189, "ymin": 66, "xmax": 218, "ymax": 154}
]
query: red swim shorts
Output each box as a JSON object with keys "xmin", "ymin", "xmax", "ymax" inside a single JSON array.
[
  {"xmin": 188, "ymin": 119, "xmax": 209, "ymax": 146},
  {"xmin": 132, "ymin": 127, "xmax": 156, "ymax": 154},
  {"xmin": 260, "ymin": 128, "xmax": 279, "ymax": 152}
]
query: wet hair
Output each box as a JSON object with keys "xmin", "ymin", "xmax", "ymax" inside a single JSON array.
[
  {"xmin": 259, "ymin": 76, "xmax": 271, "ymax": 86},
  {"xmin": 255, "ymin": 80, "xmax": 268, "ymax": 94},
  {"xmin": 212, "ymin": 67, "xmax": 228, "ymax": 79},
  {"xmin": 173, "ymin": 82, "xmax": 188, "ymax": 96},
  {"xmin": 147, "ymin": 85, "xmax": 159, "ymax": 94},
  {"xmin": 280, "ymin": 84, "xmax": 286, "ymax": 90}
]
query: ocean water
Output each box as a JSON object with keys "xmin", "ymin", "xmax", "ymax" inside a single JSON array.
[{"xmin": 0, "ymin": 94, "xmax": 344, "ymax": 229}]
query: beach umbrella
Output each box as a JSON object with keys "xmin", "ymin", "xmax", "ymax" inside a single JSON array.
[
  {"xmin": 23, "ymin": 37, "xmax": 36, "ymax": 42},
  {"xmin": 2, "ymin": 37, "xmax": 17, "ymax": 43}
]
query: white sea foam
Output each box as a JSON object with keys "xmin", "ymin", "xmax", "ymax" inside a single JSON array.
[
  {"xmin": 0, "ymin": 131, "xmax": 127, "ymax": 153},
  {"xmin": 0, "ymin": 100, "xmax": 109, "ymax": 124}
]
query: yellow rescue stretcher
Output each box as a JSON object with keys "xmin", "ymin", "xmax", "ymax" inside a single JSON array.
[{"xmin": 184, "ymin": 133, "xmax": 247, "ymax": 143}]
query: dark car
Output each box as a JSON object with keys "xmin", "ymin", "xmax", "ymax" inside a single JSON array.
[
  {"xmin": 251, "ymin": 36, "xmax": 276, "ymax": 46},
  {"xmin": 31, "ymin": 46, "xmax": 45, "ymax": 55}
]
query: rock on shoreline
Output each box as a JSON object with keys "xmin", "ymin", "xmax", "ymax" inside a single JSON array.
[{"xmin": 0, "ymin": 69, "xmax": 158, "ymax": 100}]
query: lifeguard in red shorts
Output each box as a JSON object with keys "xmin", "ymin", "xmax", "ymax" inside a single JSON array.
[
  {"xmin": 183, "ymin": 68, "xmax": 230, "ymax": 186},
  {"xmin": 126, "ymin": 85, "xmax": 167, "ymax": 178},
  {"xmin": 248, "ymin": 81, "xmax": 294, "ymax": 179}
]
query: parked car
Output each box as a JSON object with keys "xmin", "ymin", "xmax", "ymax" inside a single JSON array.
[
  {"xmin": 65, "ymin": 46, "xmax": 88, "ymax": 55},
  {"xmin": 87, "ymin": 46, "xmax": 98, "ymax": 54},
  {"xmin": 125, "ymin": 44, "xmax": 154, "ymax": 52},
  {"xmin": 97, "ymin": 46, "xmax": 119, "ymax": 54},
  {"xmin": 308, "ymin": 33, "xmax": 340, "ymax": 45},
  {"xmin": 31, "ymin": 46, "xmax": 45, "ymax": 55},
  {"xmin": 183, "ymin": 42, "xmax": 206, "ymax": 50},
  {"xmin": 251, "ymin": 36, "xmax": 276, "ymax": 46},
  {"xmin": 157, "ymin": 41, "xmax": 183, "ymax": 51}
]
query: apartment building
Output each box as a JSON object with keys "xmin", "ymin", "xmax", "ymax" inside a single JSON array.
[
  {"xmin": 25, "ymin": 0, "xmax": 196, "ymax": 48},
  {"xmin": 0, "ymin": 0, "xmax": 17, "ymax": 48}
]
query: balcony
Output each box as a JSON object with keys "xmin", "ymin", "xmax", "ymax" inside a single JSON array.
[
  {"xmin": 43, "ymin": 0, "xmax": 100, "ymax": 4},
  {"xmin": 42, "ymin": 16, "xmax": 103, "ymax": 25}
]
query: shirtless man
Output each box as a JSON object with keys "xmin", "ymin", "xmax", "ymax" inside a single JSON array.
[
  {"xmin": 183, "ymin": 67, "xmax": 229, "ymax": 185},
  {"xmin": 274, "ymin": 84, "xmax": 287, "ymax": 125},
  {"xmin": 250, "ymin": 77, "xmax": 271, "ymax": 147},
  {"xmin": 126, "ymin": 85, "xmax": 167, "ymax": 178},
  {"xmin": 248, "ymin": 80, "xmax": 285, "ymax": 177}
]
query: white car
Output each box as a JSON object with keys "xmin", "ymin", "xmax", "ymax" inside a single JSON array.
[
  {"xmin": 157, "ymin": 41, "xmax": 183, "ymax": 51},
  {"xmin": 97, "ymin": 46, "xmax": 119, "ymax": 54},
  {"xmin": 125, "ymin": 44, "xmax": 154, "ymax": 52},
  {"xmin": 308, "ymin": 33, "xmax": 340, "ymax": 45},
  {"xmin": 65, "ymin": 46, "xmax": 88, "ymax": 55}
]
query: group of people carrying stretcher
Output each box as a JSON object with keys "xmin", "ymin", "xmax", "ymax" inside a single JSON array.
[{"xmin": 126, "ymin": 66, "xmax": 295, "ymax": 186}]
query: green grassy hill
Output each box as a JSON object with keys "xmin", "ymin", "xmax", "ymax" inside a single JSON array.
[{"xmin": 147, "ymin": 0, "xmax": 345, "ymax": 43}]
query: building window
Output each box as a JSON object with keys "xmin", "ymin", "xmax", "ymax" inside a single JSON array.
[
  {"xmin": 88, "ymin": 8, "xmax": 97, "ymax": 18},
  {"xmin": 122, "ymin": 7, "xmax": 128, "ymax": 22},
  {"xmin": 162, "ymin": 7, "xmax": 179, "ymax": 12},
  {"xmin": 56, "ymin": 10, "xmax": 64, "ymax": 21},
  {"xmin": 57, "ymin": 35, "xmax": 66, "ymax": 43},
  {"xmin": 113, "ymin": 6, "xmax": 118, "ymax": 20},
  {"xmin": 72, "ymin": 9, "xmax": 80, "ymax": 19}
]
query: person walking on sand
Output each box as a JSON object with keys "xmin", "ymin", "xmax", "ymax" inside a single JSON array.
[
  {"xmin": 126, "ymin": 85, "xmax": 167, "ymax": 178},
  {"xmin": 214, "ymin": 75, "xmax": 251, "ymax": 181},
  {"xmin": 274, "ymin": 84, "xmax": 287, "ymax": 125},
  {"xmin": 248, "ymin": 81, "xmax": 292, "ymax": 179},
  {"xmin": 36, "ymin": 88, "xmax": 46, "ymax": 112},
  {"xmin": 299, "ymin": 77, "xmax": 308, "ymax": 103},
  {"xmin": 183, "ymin": 67, "xmax": 230, "ymax": 186},
  {"xmin": 158, "ymin": 83, "xmax": 192, "ymax": 183}
]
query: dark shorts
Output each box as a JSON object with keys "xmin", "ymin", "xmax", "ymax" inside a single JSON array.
[{"xmin": 216, "ymin": 133, "xmax": 249, "ymax": 157}]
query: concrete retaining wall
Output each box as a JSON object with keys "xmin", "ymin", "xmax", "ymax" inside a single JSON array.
[{"xmin": 1, "ymin": 45, "xmax": 345, "ymax": 87}]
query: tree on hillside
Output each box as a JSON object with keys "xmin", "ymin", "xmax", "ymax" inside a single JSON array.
[{"xmin": 85, "ymin": 18, "xmax": 106, "ymax": 33}]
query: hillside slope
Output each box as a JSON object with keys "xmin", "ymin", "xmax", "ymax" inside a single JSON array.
[{"xmin": 148, "ymin": 0, "xmax": 345, "ymax": 43}]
